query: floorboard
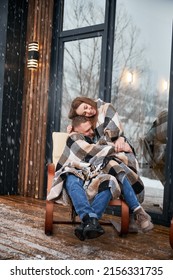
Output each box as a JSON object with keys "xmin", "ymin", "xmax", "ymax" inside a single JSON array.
[{"xmin": 0, "ymin": 195, "xmax": 173, "ymax": 260}]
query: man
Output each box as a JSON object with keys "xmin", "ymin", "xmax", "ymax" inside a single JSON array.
[
  {"xmin": 70, "ymin": 116, "xmax": 153, "ymax": 237},
  {"xmin": 65, "ymin": 117, "xmax": 117, "ymax": 240},
  {"xmin": 48, "ymin": 117, "xmax": 121, "ymax": 240}
]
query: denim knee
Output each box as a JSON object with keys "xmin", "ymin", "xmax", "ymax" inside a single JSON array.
[{"xmin": 65, "ymin": 174, "xmax": 83, "ymax": 192}]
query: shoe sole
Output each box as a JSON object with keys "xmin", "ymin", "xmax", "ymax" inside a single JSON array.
[
  {"xmin": 142, "ymin": 223, "xmax": 154, "ymax": 233},
  {"xmin": 128, "ymin": 227, "xmax": 138, "ymax": 233},
  {"xmin": 74, "ymin": 229, "xmax": 85, "ymax": 241},
  {"xmin": 84, "ymin": 229, "xmax": 105, "ymax": 239}
]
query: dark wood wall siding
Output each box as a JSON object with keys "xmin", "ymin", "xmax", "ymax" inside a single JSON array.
[
  {"xmin": 0, "ymin": 0, "xmax": 28, "ymax": 195},
  {"xmin": 18, "ymin": 0, "xmax": 54, "ymax": 199}
]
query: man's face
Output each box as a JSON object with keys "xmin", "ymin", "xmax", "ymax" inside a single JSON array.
[{"xmin": 74, "ymin": 121, "xmax": 94, "ymax": 138}]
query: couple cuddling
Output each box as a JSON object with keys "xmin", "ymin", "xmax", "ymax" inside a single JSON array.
[{"xmin": 47, "ymin": 97, "xmax": 154, "ymax": 241}]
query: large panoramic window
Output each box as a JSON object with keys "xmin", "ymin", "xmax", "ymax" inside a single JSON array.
[{"xmin": 111, "ymin": 0, "xmax": 172, "ymax": 212}]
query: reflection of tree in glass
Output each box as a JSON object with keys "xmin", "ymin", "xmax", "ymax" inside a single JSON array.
[
  {"xmin": 111, "ymin": 4, "xmax": 168, "ymax": 163},
  {"xmin": 112, "ymin": 5, "xmax": 147, "ymax": 101},
  {"xmin": 112, "ymin": 4, "xmax": 150, "ymax": 151},
  {"xmin": 61, "ymin": 37, "xmax": 101, "ymax": 131},
  {"xmin": 64, "ymin": 38, "xmax": 101, "ymax": 98},
  {"xmin": 63, "ymin": 0, "xmax": 104, "ymax": 30},
  {"xmin": 61, "ymin": 1, "xmax": 104, "ymax": 130}
]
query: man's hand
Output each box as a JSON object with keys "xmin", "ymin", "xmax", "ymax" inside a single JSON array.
[
  {"xmin": 114, "ymin": 136, "xmax": 132, "ymax": 153},
  {"xmin": 67, "ymin": 125, "xmax": 73, "ymax": 133}
]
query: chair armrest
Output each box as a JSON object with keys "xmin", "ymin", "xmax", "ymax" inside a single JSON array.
[{"xmin": 47, "ymin": 163, "xmax": 55, "ymax": 193}]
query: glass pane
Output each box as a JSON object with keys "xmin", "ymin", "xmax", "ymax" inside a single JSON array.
[
  {"xmin": 63, "ymin": 0, "xmax": 106, "ymax": 30},
  {"xmin": 60, "ymin": 37, "xmax": 102, "ymax": 131},
  {"xmin": 112, "ymin": 0, "xmax": 172, "ymax": 212}
]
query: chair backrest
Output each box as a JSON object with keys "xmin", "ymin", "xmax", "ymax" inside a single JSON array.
[{"xmin": 52, "ymin": 132, "xmax": 68, "ymax": 166}]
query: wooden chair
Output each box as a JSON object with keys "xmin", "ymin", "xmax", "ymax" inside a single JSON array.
[{"xmin": 45, "ymin": 132, "xmax": 129, "ymax": 237}]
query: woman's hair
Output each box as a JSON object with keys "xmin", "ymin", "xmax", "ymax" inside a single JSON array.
[{"xmin": 68, "ymin": 96, "xmax": 97, "ymax": 119}]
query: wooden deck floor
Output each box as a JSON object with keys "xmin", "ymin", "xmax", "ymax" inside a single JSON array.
[{"xmin": 0, "ymin": 195, "xmax": 173, "ymax": 260}]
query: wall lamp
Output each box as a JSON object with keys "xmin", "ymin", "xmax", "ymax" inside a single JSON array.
[{"xmin": 27, "ymin": 42, "xmax": 39, "ymax": 70}]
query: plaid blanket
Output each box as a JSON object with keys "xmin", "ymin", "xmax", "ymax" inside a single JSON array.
[
  {"xmin": 142, "ymin": 110, "xmax": 167, "ymax": 183},
  {"xmin": 95, "ymin": 99, "xmax": 124, "ymax": 142},
  {"xmin": 47, "ymin": 133, "xmax": 144, "ymax": 205},
  {"xmin": 95, "ymin": 99, "xmax": 135, "ymax": 154}
]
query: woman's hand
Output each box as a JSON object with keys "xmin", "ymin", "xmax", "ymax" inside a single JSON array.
[
  {"xmin": 67, "ymin": 125, "xmax": 73, "ymax": 133},
  {"xmin": 114, "ymin": 137, "xmax": 132, "ymax": 153}
]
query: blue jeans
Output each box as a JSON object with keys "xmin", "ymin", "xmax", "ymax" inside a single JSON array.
[
  {"xmin": 65, "ymin": 174, "xmax": 140, "ymax": 221},
  {"xmin": 65, "ymin": 174, "xmax": 112, "ymax": 220},
  {"xmin": 121, "ymin": 177, "xmax": 140, "ymax": 211}
]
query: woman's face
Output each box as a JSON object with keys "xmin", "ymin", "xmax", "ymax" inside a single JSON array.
[{"xmin": 76, "ymin": 102, "xmax": 96, "ymax": 117}]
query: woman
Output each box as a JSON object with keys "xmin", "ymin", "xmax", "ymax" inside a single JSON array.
[
  {"xmin": 68, "ymin": 96, "xmax": 133, "ymax": 153},
  {"xmin": 68, "ymin": 97, "xmax": 147, "ymax": 232}
]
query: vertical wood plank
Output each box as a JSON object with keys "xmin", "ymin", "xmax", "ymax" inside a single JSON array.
[{"xmin": 18, "ymin": 0, "xmax": 54, "ymax": 198}]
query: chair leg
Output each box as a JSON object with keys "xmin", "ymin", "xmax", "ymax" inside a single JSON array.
[
  {"xmin": 109, "ymin": 199, "xmax": 129, "ymax": 236},
  {"xmin": 45, "ymin": 200, "xmax": 54, "ymax": 235},
  {"xmin": 45, "ymin": 163, "xmax": 55, "ymax": 235},
  {"xmin": 169, "ymin": 217, "xmax": 173, "ymax": 249},
  {"xmin": 120, "ymin": 200, "xmax": 129, "ymax": 235}
]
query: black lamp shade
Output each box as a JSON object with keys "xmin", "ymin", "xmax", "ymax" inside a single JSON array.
[{"xmin": 27, "ymin": 42, "xmax": 39, "ymax": 69}]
